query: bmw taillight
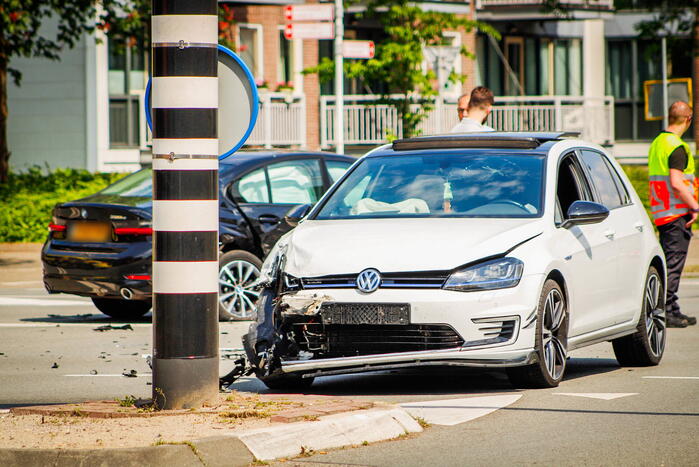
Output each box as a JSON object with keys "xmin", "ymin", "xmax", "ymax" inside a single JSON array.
[{"xmin": 114, "ymin": 227, "xmax": 153, "ymax": 236}]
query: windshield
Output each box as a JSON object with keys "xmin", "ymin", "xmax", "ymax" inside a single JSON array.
[
  {"xmin": 314, "ymin": 153, "xmax": 545, "ymax": 219},
  {"xmin": 100, "ymin": 169, "xmax": 153, "ymax": 197}
]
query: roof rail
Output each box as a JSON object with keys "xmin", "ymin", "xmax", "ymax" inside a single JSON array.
[{"xmin": 391, "ymin": 132, "xmax": 580, "ymax": 151}]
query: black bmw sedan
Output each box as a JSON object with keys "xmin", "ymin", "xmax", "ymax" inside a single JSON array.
[{"xmin": 42, "ymin": 151, "xmax": 354, "ymax": 321}]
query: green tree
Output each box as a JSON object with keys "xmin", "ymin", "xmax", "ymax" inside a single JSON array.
[
  {"xmin": 0, "ymin": 0, "xmax": 105, "ymax": 183},
  {"xmin": 303, "ymin": 0, "xmax": 498, "ymax": 138}
]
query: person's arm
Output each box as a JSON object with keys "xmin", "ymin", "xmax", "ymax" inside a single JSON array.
[{"xmin": 669, "ymin": 168, "xmax": 699, "ymax": 227}]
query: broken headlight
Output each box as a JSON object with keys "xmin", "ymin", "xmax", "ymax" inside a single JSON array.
[
  {"xmin": 256, "ymin": 242, "xmax": 288, "ymax": 287},
  {"xmin": 443, "ymin": 257, "xmax": 523, "ymax": 292},
  {"xmin": 283, "ymin": 273, "xmax": 301, "ymax": 291}
]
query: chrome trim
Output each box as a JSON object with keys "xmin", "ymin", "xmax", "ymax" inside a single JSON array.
[{"xmin": 281, "ymin": 347, "xmax": 537, "ymax": 373}]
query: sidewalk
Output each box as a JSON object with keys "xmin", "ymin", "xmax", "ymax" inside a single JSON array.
[{"xmin": 0, "ymin": 393, "xmax": 421, "ymax": 466}]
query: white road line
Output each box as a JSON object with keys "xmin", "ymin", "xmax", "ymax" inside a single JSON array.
[
  {"xmin": 64, "ymin": 373, "xmax": 153, "ymax": 377},
  {"xmin": 0, "ymin": 297, "xmax": 91, "ymax": 307},
  {"xmin": 0, "ymin": 323, "xmax": 150, "ymax": 328},
  {"xmin": 555, "ymin": 393, "xmax": 638, "ymax": 400},
  {"xmin": 0, "ymin": 281, "xmax": 43, "ymax": 286},
  {"xmin": 399, "ymin": 395, "xmax": 522, "ymax": 426},
  {"xmin": 642, "ymin": 376, "xmax": 699, "ymax": 380}
]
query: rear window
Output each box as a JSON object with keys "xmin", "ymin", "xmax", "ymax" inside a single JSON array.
[{"xmin": 100, "ymin": 169, "xmax": 152, "ymax": 197}]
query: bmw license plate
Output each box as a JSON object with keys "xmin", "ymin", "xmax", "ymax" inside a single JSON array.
[
  {"xmin": 320, "ymin": 303, "xmax": 410, "ymax": 325},
  {"xmin": 68, "ymin": 222, "xmax": 111, "ymax": 242}
]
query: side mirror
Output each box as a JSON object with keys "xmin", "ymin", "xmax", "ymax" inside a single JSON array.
[
  {"xmin": 562, "ymin": 200, "xmax": 609, "ymax": 228},
  {"xmin": 284, "ymin": 203, "xmax": 312, "ymax": 227}
]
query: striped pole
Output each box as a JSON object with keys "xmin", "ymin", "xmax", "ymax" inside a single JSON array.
[{"xmin": 151, "ymin": 0, "xmax": 219, "ymax": 409}]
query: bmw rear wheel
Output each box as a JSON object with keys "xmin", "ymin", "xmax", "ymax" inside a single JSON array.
[
  {"xmin": 218, "ymin": 250, "xmax": 262, "ymax": 321},
  {"xmin": 507, "ymin": 279, "xmax": 568, "ymax": 388},
  {"xmin": 612, "ymin": 266, "xmax": 665, "ymax": 366}
]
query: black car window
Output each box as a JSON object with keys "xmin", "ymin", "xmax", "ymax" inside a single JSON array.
[
  {"xmin": 326, "ymin": 160, "xmax": 353, "ymax": 183},
  {"xmin": 268, "ymin": 159, "xmax": 324, "ymax": 204},
  {"xmin": 579, "ymin": 150, "xmax": 624, "ymax": 209},
  {"xmin": 100, "ymin": 169, "xmax": 153, "ymax": 197},
  {"xmin": 236, "ymin": 167, "xmax": 270, "ymax": 203}
]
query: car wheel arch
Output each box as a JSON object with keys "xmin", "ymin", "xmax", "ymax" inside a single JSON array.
[
  {"xmin": 650, "ymin": 255, "xmax": 666, "ymax": 291},
  {"xmin": 545, "ymin": 269, "xmax": 568, "ymax": 305}
]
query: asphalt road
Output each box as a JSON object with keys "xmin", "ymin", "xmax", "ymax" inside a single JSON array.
[{"xmin": 1, "ymin": 284, "xmax": 698, "ymax": 466}]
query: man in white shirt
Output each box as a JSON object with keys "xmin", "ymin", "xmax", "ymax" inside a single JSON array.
[{"xmin": 451, "ymin": 86, "xmax": 495, "ymax": 133}]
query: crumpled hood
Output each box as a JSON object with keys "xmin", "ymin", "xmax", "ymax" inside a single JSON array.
[{"xmin": 283, "ymin": 218, "xmax": 544, "ymax": 277}]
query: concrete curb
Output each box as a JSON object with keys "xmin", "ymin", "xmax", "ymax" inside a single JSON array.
[{"xmin": 0, "ymin": 407, "xmax": 422, "ymax": 467}]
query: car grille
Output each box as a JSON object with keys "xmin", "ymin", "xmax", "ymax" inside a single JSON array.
[
  {"xmin": 301, "ymin": 272, "xmax": 448, "ymax": 290},
  {"xmin": 295, "ymin": 324, "xmax": 464, "ymax": 358},
  {"xmin": 320, "ymin": 303, "xmax": 410, "ymax": 325}
]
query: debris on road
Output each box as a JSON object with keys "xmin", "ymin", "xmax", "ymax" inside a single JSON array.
[
  {"xmin": 50, "ymin": 362, "xmax": 58, "ymax": 369},
  {"xmin": 90, "ymin": 370, "xmax": 98, "ymax": 375},
  {"xmin": 122, "ymin": 369, "xmax": 138, "ymax": 378},
  {"xmin": 94, "ymin": 324, "xmax": 133, "ymax": 332}
]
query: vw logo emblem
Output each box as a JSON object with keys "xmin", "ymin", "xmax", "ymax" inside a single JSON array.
[{"xmin": 356, "ymin": 268, "xmax": 381, "ymax": 293}]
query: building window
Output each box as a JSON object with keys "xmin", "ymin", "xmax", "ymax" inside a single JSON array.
[
  {"xmin": 278, "ymin": 30, "xmax": 294, "ymax": 85},
  {"xmin": 108, "ymin": 40, "xmax": 146, "ymax": 148},
  {"xmin": 237, "ymin": 24, "xmax": 263, "ymax": 79},
  {"xmin": 553, "ymin": 39, "xmax": 582, "ymax": 96}
]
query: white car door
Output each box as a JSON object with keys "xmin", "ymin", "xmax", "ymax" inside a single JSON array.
[
  {"xmin": 578, "ymin": 149, "xmax": 645, "ymax": 325},
  {"xmin": 551, "ymin": 152, "xmax": 621, "ymax": 337}
]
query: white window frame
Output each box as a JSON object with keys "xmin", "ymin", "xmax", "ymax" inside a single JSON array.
[
  {"xmin": 277, "ymin": 25, "xmax": 303, "ymax": 92},
  {"xmin": 237, "ymin": 23, "xmax": 264, "ymax": 79}
]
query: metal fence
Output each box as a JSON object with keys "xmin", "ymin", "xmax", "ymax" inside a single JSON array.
[
  {"xmin": 320, "ymin": 94, "xmax": 615, "ymax": 148},
  {"xmin": 245, "ymin": 93, "xmax": 306, "ymax": 148}
]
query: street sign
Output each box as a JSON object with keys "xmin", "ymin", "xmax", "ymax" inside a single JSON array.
[
  {"xmin": 284, "ymin": 22, "xmax": 334, "ymax": 40},
  {"xmin": 342, "ymin": 40, "xmax": 375, "ymax": 59},
  {"xmin": 644, "ymin": 78, "xmax": 693, "ymax": 121},
  {"xmin": 284, "ymin": 4, "xmax": 334, "ymax": 22},
  {"xmin": 146, "ymin": 45, "xmax": 259, "ymax": 159}
]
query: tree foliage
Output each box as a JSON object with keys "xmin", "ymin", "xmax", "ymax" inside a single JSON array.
[{"xmin": 304, "ymin": 0, "xmax": 498, "ymax": 138}]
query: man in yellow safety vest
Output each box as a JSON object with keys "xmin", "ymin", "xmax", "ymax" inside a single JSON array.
[{"xmin": 648, "ymin": 101, "xmax": 699, "ymax": 327}]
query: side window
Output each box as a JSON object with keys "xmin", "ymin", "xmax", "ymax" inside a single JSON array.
[
  {"xmin": 556, "ymin": 154, "xmax": 591, "ymax": 221},
  {"xmin": 326, "ymin": 160, "xmax": 353, "ymax": 183},
  {"xmin": 603, "ymin": 157, "xmax": 631, "ymax": 205},
  {"xmin": 235, "ymin": 167, "xmax": 269, "ymax": 203},
  {"xmin": 579, "ymin": 150, "xmax": 624, "ymax": 209},
  {"xmin": 268, "ymin": 159, "xmax": 324, "ymax": 204}
]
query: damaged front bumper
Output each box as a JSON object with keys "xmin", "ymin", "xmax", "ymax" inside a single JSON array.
[{"xmin": 281, "ymin": 347, "xmax": 538, "ymax": 378}]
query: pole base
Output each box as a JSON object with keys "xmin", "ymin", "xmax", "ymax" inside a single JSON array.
[{"xmin": 152, "ymin": 357, "xmax": 219, "ymax": 409}]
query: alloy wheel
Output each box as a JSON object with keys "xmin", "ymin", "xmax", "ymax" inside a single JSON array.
[
  {"xmin": 218, "ymin": 259, "xmax": 261, "ymax": 319},
  {"xmin": 542, "ymin": 288, "xmax": 566, "ymax": 381},
  {"xmin": 644, "ymin": 273, "xmax": 666, "ymax": 358}
]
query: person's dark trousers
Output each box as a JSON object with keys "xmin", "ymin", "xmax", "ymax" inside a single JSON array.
[{"xmin": 657, "ymin": 214, "xmax": 692, "ymax": 316}]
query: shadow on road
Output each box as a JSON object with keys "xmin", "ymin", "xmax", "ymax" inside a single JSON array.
[{"xmin": 20, "ymin": 312, "xmax": 153, "ymax": 324}]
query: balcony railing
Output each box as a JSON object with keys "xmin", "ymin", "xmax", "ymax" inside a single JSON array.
[
  {"xmin": 320, "ymin": 94, "xmax": 615, "ymax": 148},
  {"xmin": 245, "ymin": 92, "xmax": 306, "ymax": 149},
  {"xmin": 477, "ymin": 0, "xmax": 613, "ymax": 8}
]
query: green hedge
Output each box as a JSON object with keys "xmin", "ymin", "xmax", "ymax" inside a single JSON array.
[
  {"xmin": 621, "ymin": 165, "xmax": 649, "ymax": 213},
  {"xmin": 0, "ymin": 167, "xmax": 127, "ymax": 243}
]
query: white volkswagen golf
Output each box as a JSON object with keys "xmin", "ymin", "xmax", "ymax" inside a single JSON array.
[{"xmin": 244, "ymin": 132, "xmax": 666, "ymax": 389}]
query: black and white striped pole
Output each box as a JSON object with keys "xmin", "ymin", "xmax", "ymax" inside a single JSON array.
[{"xmin": 151, "ymin": 0, "xmax": 219, "ymax": 409}]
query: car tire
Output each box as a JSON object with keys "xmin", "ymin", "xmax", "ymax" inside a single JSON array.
[
  {"xmin": 218, "ymin": 250, "xmax": 262, "ymax": 321},
  {"xmin": 259, "ymin": 374, "xmax": 315, "ymax": 391},
  {"xmin": 612, "ymin": 266, "xmax": 665, "ymax": 366},
  {"xmin": 91, "ymin": 298, "xmax": 151, "ymax": 320},
  {"xmin": 507, "ymin": 279, "xmax": 568, "ymax": 389}
]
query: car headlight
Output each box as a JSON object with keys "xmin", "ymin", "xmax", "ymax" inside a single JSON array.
[
  {"xmin": 256, "ymin": 242, "xmax": 288, "ymax": 287},
  {"xmin": 443, "ymin": 257, "xmax": 523, "ymax": 292}
]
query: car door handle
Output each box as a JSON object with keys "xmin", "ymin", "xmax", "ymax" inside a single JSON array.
[
  {"xmin": 604, "ymin": 229, "xmax": 616, "ymax": 240},
  {"xmin": 634, "ymin": 222, "xmax": 644, "ymax": 232},
  {"xmin": 258, "ymin": 214, "xmax": 280, "ymax": 225}
]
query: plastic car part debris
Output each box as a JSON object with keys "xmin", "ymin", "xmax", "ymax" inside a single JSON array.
[
  {"xmin": 279, "ymin": 294, "xmax": 333, "ymax": 316},
  {"xmin": 90, "ymin": 370, "xmax": 98, "ymax": 375},
  {"xmin": 122, "ymin": 369, "xmax": 138, "ymax": 377},
  {"xmin": 51, "ymin": 362, "xmax": 59, "ymax": 369},
  {"xmin": 94, "ymin": 324, "xmax": 134, "ymax": 332},
  {"xmin": 219, "ymin": 355, "xmax": 254, "ymax": 391}
]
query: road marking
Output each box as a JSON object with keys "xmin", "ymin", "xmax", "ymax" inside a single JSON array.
[
  {"xmin": 0, "ymin": 281, "xmax": 43, "ymax": 286},
  {"xmin": 642, "ymin": 376, "xmax": 699, "ymax": 380},
  {"xmin": 555, "ymin": 393, "xmax": 638, "ymax": 400},
  {"xmin": 64, "ymin": 373, "xmax": 152, "ymax": 377},
  {"xmin": 0, "ymin": 323, "xmax": 150, "ymax": 328},
  {"xmin": 0, "ymin": 297, "xmax": 91, "ymax": 307},
  {"xmin": 399, "ymin": 395, "xmax": 522, "ymax": 426}
]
